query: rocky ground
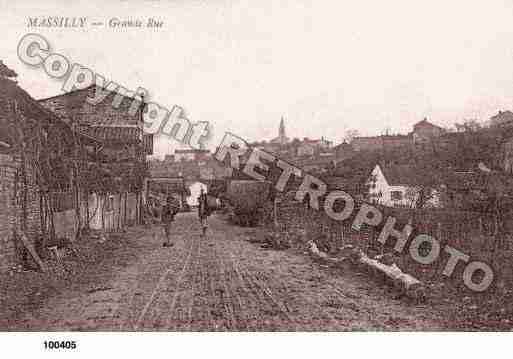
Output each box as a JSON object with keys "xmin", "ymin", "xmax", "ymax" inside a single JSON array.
[{"xmin": 0, "ymin": 212, "xmax": 496, "ymax": 331}]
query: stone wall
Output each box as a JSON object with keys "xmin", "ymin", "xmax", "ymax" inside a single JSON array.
[
  {"xmin": 1, "ymin": 151, "xmax": 142, "ymax": 271},
  {"xmin": 0, "ymin": 153, "xmax": 41, "ymax": 271},
  {"xmin": 0, "ymin": 154, "xmax": 18, "ymax": 271}
]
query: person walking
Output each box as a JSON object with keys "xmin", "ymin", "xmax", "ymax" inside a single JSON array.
[
  {"xmin": 198, "ymin": 189, "xmax": 210, "ymax": 237},
  {"xmin": 162, "ymin": 195, "xmax": 179, "ymax": 247}
]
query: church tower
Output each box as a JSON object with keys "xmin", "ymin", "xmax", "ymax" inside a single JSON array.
[
  {"xmin": 279, "ymin": 117, "xmax": 286, "ymax": 141},
  {"xmin": 271, "ymin": 116, "xmax": 290, "ymax": 145}
]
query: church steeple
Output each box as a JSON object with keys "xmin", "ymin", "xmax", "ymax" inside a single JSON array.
[
  {"xmin": 270, "ymin": 116, "xmax": 290, "ymax": 145},
  {"xmin": 279, "ymin": 116, "xmax": 286, "ymax": 140}
]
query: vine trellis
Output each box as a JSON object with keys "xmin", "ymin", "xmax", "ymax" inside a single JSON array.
[{"xmin": 6, "ymin": 93, "xmax": 147, "ymax": 248}]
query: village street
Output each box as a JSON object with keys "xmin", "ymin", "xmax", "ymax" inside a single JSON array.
[{"xmin": 6, "ymin": 213, "xmax": 445, "ymax": 331}]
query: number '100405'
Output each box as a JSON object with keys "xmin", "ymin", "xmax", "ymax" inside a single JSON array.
[{"xmin": 44, "ymin": 341, "xmax": 77, "ymax": 350}]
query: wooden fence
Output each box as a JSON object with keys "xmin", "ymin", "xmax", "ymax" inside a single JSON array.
[{"xmin": 50, "ymin": 191, "xmax": 75, "ymax": 213}]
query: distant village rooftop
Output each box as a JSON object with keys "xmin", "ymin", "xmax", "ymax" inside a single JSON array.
[{"xmin": 175, "ymin": 149, "xmax": 210, "ymax": 153}]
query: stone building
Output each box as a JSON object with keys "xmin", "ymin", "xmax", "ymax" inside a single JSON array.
[
  {"xmin": 351, "ymin": 134, "xmax": 411, "ymax": 152},
  {"xmin": 295, "ymin": 137, "xmax": 333, "ymax": 157},
  {"xmin": 0, "ymin": 77, "xmax": 83, "ymax": 271},
  {"xmin": 39, "ymin": 85, "xmax": 152, "ymax": 233},
  {"xmin": 349, "ymin": 118, "xmax": 443, "ymax": 152},
  {"xmin": 0, "ymin": 152, "xmax": 37, "ymax": 271},
  {"xmin": 412, "ymin": 118, "xmax": 445, "ymax": 144}
]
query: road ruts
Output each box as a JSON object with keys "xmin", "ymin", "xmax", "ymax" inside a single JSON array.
[
  {"xmin": 126, "ymin": 216, "xmax": 301, "ymax": 331},
  {"xmin": 126, "ymin": 214, "xmax": 410, "ymax": 331},
  {"xmin": 116, "ymin": 219, "xmax": 198, "ymax": 331},
  {"xmin": 214, "ymin": 226, "xmax": 341, "ymax": 331},
  {"xmin": 11, "ymin": 212, "xmax": 443, "ymax": 331},
  {"xmin": 135, "ymin": 231, "xmax": 199, "ymax": 330}
]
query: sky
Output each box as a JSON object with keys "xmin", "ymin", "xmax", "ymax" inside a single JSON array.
[{"xmin": 2, "ymin": 0, "xmax": 513, "ymax": 158}]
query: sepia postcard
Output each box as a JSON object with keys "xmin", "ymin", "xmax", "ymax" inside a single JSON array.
[{"xmin": 1, "ymin": 0, "xmax": 513, "ymax": 356}]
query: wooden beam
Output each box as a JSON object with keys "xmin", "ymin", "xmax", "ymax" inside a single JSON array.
[{"xmin": 19, "ymin": 232, "xmax": 47, "ymax": 272}]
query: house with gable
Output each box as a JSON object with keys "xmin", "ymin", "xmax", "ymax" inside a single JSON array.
[
  {"xmin": 412, "ymin": 118, "xmax": 445, "ymax": 144},
  {"xmin": 39, "ymin": 84, "xmax": 153, "ymax": 232},
  {"xmin": 0, "ymin": 72, "xmax": 104, "ymax": 271},
  {"xmin": 367, "ymin": 164, "xmax": 441, "ymax": 208}
]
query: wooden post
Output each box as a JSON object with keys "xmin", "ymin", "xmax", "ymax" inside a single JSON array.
[
  {"xmin": 273, "ymin": 197, "xmax": 279, "ymax": 229},
  {"xmin": 19, "ymin": 231, "xmax": 47, "ymax": 272},
  {"xmin": 135, "ymin": 191, "xmax": 140, "ymax": 225},
  {"xmin": 124, "ymin": 191, "xmax": 128, "ymax": 227},
  {"xmin": 101, "ymin": 194, "xmax": 105, "ymax": 231},
  {"xmin": 39, "ymin": 190, "xmax": 46, "ymax": 245},
  {"xmin": 85, "ymin": 192, "xmax": 90, "ymax": 230}
]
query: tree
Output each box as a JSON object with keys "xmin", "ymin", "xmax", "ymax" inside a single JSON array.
[
  {"xmin": 343, "ymin": 129, "xmax": 360, "ymax": 144},
  {"xmin": 454, "ymin": 119, "xmax": 482, "ymax": 132}
]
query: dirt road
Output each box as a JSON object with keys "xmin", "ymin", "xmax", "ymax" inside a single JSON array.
[{"xmin": 10, "ymin": 213, "xmax": 445, "ymax": 331}]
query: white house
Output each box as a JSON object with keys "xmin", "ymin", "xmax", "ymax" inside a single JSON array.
[
  {"xmin": 187, "ymin": 181, "xmax": 208, "ymax": 207},
  {"xmin": 367, "ymin": 164, "xmax": 440, "ymax": 208}
]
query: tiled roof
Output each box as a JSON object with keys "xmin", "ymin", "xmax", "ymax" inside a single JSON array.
[
  {"xmin": 413, "ymin": 118, "xmax": 443, "ymax": 130},
  {"xmin": 78, "ymin": 125, "xmax": 141, "ymax": 143},
  {"xmin": 0, "ymin": 78, "xmax": 60, "ymax": 123},
  {"xmin": 0, "ymin": 61, "xmax": 17, "ymax": 78},
  {"xmin": 380, "ymin": 164, "xmax": 421, "ymax": 186},
  {"xmin": 0, "ymin": 78, "xmax": 84, "ymax": 149},
  {"xmin": 38, "ymin": 85, "xmax": 141, "ymax": 127}
]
